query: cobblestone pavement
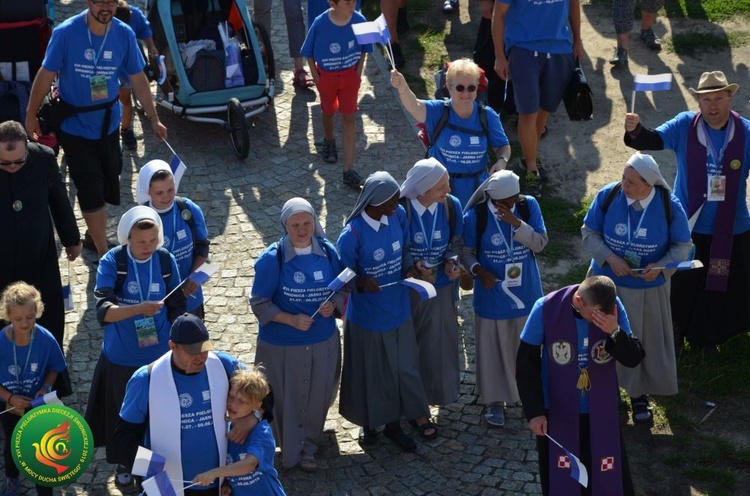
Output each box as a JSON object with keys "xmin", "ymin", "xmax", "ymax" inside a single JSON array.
[{"xmin": 4, "ymin": 1, "xmax": 543, "ymax": 494}]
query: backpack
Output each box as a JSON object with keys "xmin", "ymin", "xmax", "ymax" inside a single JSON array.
[
  {"xmin": 475, "ymin": 196, "xmax": 531, "ymax": 253},
  {"xmin": 174, "ymin": 197, "xmax": 197, "ymax": 243},
  {"xmin": 274, "ymin": 237, "xmax": 335, "ymax": 269},
  {"xmin": 113, "ymin": 245, "xmax": 174, "ymax": 295},
  {"xmin": 601, "ymin": 183, "xmax": 672, "ymax": 224},
  {"xmin": 419, "ymin": 100, "xmax": 491, "ymax": 153},
  {"xmin": 399, "ymin": 196, "xmax": 457, "ymax": 243}
]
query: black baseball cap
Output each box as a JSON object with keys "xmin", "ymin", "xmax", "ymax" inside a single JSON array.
[{"xmin": 170, "ymin": 313, "xmax": 214, "ymax": 355}]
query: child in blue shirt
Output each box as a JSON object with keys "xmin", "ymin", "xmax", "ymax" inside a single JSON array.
[
  {"xmin": 0, "ymin": 282, "xmax": 67, "ymax": 496},
  {"xmin": 301, "ymin": 0, "xmax": 372, "ymax": 188},
  {"xmin": 193, "ymin": 367, "xmax": 286, "ymax": 496}
]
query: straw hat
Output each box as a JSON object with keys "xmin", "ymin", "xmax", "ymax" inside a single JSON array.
[{"xmin": 689, "ymin": 71, "xmax": 739, "ymax": 95}]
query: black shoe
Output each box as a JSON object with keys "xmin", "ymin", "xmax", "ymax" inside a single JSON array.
[
  {"xmin": 82, "ymin": 231, "xmax": 116, "ymax": 252},
  {"xmin": 343, "ymin": 169, "xmax": 364, "ymax": 187},
  {"xmin": 358, "ymin": 427, "xmax": 379, "ymax": 446},
  {"xmin": 640, "ymin": 28, "xmax": 662, "ymax": 51},
  {"xmin": 383, "ymin": 424, "xmax": 416, "ymax": 451},
  {"xmin": 523, "ymin": 171, "xmax": 542, "ymax": 197},
  {"xmin": 397, "ymin": 7, "xmax": 409, "ymax": 35},
  {"xmin": 520, "ymin": 159, "xmax": 549, "ymax": 182},
  {"xmin": 316, "ymin": 138, "xmax": 338, "ymax": 163},
  {"xmin": 391, "ymin": 43, "xmax": 406, "ymax": 69},
  {"xmin": 609, "ymin": 47, "xmax": 628, "ymax": 67}
]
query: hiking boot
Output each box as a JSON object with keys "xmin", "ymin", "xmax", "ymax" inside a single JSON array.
[
  {"xmin": 392, "ymin": 43, "xmax": 406, "ymax": 69},
  {"xmin": 640, "ymin": 28, "xmax": 662, "ymax": 51},
  {"xmin": 609, "ymin": 47, "xmax": 628, "ymax": 67},
  {"xmin": 343, "ymin": 169, "xmax": 364, "ymax": 187},
  {"xmin": 520, "ymin": 158, "xmax": 549, "ymax": 182},
  {"xmin": 121, "ymin": 127, "xmax": 137, "ymax": 150},
  {"xmin": 316, "ymin": 139, "xmax": 337, "ymax": 163},
  {"xmin": 523, "ymin": 171, "xmax": 542, "ymax": 197},
  {"xmin": 1, "ymin": 477, "xmax": 18, "ymax": 496},
  {"xmin": 114, "ymin": 464, "xmax": 133, "ymax": 488}
]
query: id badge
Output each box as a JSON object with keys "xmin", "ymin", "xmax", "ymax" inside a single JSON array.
[
  {"xmin": 135, "ymin": 317, "xmax": 159, "ymax": 348},
  {"xmin": 505, "ymin": 263, "xmax": 523, "ymax": 287},
  {"xmin": 90, "ymin": 75, "xmax": 108, "ymax": 101},
  {"xmin": 623, "ymin": 250, "xmax": 641, "ymax": 269},
  {"xmin": 707, "ymin": 175, "xmax": 726, "ymax": 202}
]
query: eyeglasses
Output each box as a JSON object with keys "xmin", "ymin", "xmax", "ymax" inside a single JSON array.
[
  {"xmin": 0, "ymin": 151, "xmax": 27, "ymax": 167},
  {"xmin": 698, "ymin": 95, "xmax": 730, "ymax": 106},
  {"xmin": 452, "ymin": 84, "xmax": 477, "ymax": 93},
  {"xmin": 90, "ymin": 0, "xmax": 118, "ymax": 7}
]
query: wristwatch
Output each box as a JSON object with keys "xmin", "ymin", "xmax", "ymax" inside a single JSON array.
[{"xmin": 252, "ymin": 410, "xmax": 262, "ymax": 422}]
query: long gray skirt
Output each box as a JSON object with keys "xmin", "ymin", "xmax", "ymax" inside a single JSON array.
[
  {"xmin": 411, "ymin": 284, "xmax": 460, "ymax": 406},
  {"xmin": 474, "ymin": 315, "xmax": 526, "ymax": 405},
  {"xmin": 616, "ymin": 282, "xmax": 678, "ymax": 397},
  {"xmin": 339, "ymin": 318, "xmax": 430, "ymax": 428},
  {"xmin": 255, "ymin": 332, "xmax": 341, "ymax": 468}
]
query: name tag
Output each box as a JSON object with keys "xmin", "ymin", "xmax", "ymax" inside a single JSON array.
[
  {"xmin": 470, "ymin": 136, "xmax": 480, "ymax": 145},
  {"xmin": 314, "ymin": 270, "xmax": 324, "ymax": 281},
  {"xmin": 176, "ymin": 229, "xmax": 187, "ymax": 240},
  {"xmin": 150, "ymin": 283, "xmax": 161, "ymax": 293},
  {"xmin": 637, "ymin": 228, "xmax": 647, "ymax": 238},
  {"xmin": 434, "ymin": 230, "xmax": 442, "ymax": 240},
  {"xmin": 348, "ymin": 40, "xmax": 355, "ymax": 49},
  {"xmin": 392, "ymin": 241, "xmax": 401, "ymax": 251}
]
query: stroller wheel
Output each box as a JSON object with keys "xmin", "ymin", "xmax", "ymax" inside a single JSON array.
[{"xmin": 227, "ymin": 98, "xmax": 249, "ymax": 160}]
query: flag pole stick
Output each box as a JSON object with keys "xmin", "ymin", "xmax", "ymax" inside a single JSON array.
[
  {"xmin": 310, "ymin": 292, "xmax": 336, "ymax": 319},
  {"xmin": 163, "ymin": 140, "xmax": 178, "ymax": 156},
  {"xmin": 630, "ymin": 90, "xmax": 636, "ymax": 113},
  {"xmin": 545, "ymin": 433, "xmax": 567, "ymax": 452},
  {"xmin": 161, "ymin": 279, "xmax": 187, "ymax": 303},
  {"xmin": 385, "ymin": 41, "xmax": 395, "ymax": 70},
  {"xmin": 379, "ymin": 280, "xmax": 400, "ymax": 288}
]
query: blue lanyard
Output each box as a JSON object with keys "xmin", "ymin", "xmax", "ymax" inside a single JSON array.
[
  {"xmin": 169, "ymin": 204, "xmax": 178, "ymax": 251},
  {"xmin": 625, "ymin": 201, "xmax": 650, "ymax": 247},
  {"xmin": 491, "ymin": 205, "xmax": 515, "ymax": 262},
  {"xmin": 85, "ymin": 11, "xmax": 111, "ymax": 71},
  {"xmin": 415, "ymin": 204, "xmax": 439, "ymax": 252},
  {"xmin": 701, "ymin": 117, "xmax": 734, "ymax": 169},
  {"xmin": 130, "ymin": 252, "xmax": 154, "ymax": 301},
  {"xmin": 11, "ymin": 326, "xmax": 35, "ymax": 391}
]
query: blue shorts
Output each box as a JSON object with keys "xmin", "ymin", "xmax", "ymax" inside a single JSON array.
[{"xmin": 508, "ymin": 47, "xmax": 574, "ymax": 115}]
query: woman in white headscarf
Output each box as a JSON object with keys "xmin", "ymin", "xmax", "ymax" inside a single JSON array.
[
  {"xmin": 86, "ymin": 206, "xmax": 185, "ymax": 487},
  {"xmin": 460, "ymin": 170, "xmax": 547, "ymax": 427},
  {"xmin": 337, "ymin": 171, "xmax": 436, "ymax": 451},
  {"xmin": 136, "ymin": 160, "xmax": 210, "ymax": 318},
  {"xmin": 250, "ymin": 198, "xmax": 346, "ymax": 472},
  {"xmin": 582, "ymin": 152, "xmax": 691, "ymax": 423},
  {"xmin": 400, "ymin": 159, "xmax": 463, "ymax": 412}
]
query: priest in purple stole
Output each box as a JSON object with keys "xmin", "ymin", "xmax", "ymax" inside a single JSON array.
[
  {"xmin": 623, "ymin": 70, "xmax": 750, "ymax": 349},
  {"xmin": 516, "ymin": 276, "xmax": 644, "ymax": 496}
]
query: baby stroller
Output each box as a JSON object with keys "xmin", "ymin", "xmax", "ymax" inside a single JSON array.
[{"xmin": 147, "ymin": 0, "xmax": 274, "ymax": 159}]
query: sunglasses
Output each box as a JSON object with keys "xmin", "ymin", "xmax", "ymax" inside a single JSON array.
[{"xmin": 452, "ymin": 84, "xmax": 477, "ymax": 93}]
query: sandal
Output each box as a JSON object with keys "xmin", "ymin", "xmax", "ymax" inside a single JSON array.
[
  {"xmin": 293, "ymin": 68, "xmax": 314, "ymax": 88},
  {"xmin": 631, "ymin": 397, "xmax": 653, "ymax": 424},
  {"xmin": 408, "ymin": 419, "xmax": 438, "ymax": 439},
  {"xmin": 298, "ymin": 455, "xmax": 318, "ymax": 472}
]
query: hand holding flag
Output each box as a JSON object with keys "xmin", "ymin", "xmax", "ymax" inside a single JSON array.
[
  {"xmin": 162, "ymin": 262, "xmax": 219, "ymax": 303},
  {"xmin": 311, "ymin": 268, "xmax": 356, "ymax": 318}
]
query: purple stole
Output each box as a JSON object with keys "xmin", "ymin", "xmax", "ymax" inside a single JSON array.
[
  {"xmin": 686, "ymin": 111, "xmax": 745, "ymax": 292},
  {"xmin": 543, "ymin": 285, "xmax": 623, "ymax": 496}
]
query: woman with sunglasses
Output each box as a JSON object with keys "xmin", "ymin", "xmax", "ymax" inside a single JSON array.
[{"xmin": 391, "ymin": 58, "xmax": 511, "ymax": 208}]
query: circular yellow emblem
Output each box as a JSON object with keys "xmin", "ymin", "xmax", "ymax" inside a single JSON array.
[{"xmin": 730, "ymin": 159, "xmax": 741, "ymax": 170}]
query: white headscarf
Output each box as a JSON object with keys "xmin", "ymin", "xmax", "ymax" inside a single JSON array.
[
  {"xmin": 463, "ymin": 170, "xmax": 520, "ymax": 213},
  {"xmin": 280, "ymin": 198, "xmax": 325, "ymax": 237},
  {"xmin": 399, "ymin": 158, "xmax": 448, "ymax": 200},
  {"xmin": 117, "ymin": 205, "xmax": 165, "ymax": 247},
  {"xmin": 626, "ymin": 152, "xmax": 671, "ymax": 191},
  {"xmin": 136, "ymin": 160, "xmax": 180, "ymax": 205}
]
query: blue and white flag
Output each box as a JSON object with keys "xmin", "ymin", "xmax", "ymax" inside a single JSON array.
[
  {"xmin": 633, "ymin": 73, "xmax": 673, "ymax": 92},
  {"xmin": 132, "ymin": 446, "xmax": 167, "ymax": 479},
  {"xmin": 632, "ymin": 260, "xmax": 704, "ymax": 272},
  {"xmin": 187, "ymin": 262, "xmax": 219, "ymax": 285},
  {"xmin": 401, "ymin": 277, "xmax": 437, "ymax": 300},
  {"xmin": 30, "ymin": 391, "xmax": 63, "ymax": 409},
  {"xmin": 62, "ymin": 283, "xmax": 74, "ymax": 311},
  {"xmin": 352, "ymin": 21, "xmax": 383, "ymax": 46},
  {"xmin": 141, "ymin": 471, "xmax": 177, "ymax": 496},
  {"xmin": 547, "ymin": 434, "xmax": 588, "ymax": 488},
  {"xmin": 328, "ymin": 268, "xmax": 356, "ymax": 292},
  {"xmin": 374, "ymin": 14, "xmax": 391, "ymax": 45},
  {"xmin": 169, "ymin": 153, "xmax": 187, "ymax": 186}
]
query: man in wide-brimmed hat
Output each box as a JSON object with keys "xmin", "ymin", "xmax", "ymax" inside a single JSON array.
[{"xmin": 622, "ymin": 70, "xmax": 750, "ymax": 352}]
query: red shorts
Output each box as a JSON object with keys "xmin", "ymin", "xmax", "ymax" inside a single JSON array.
[{"xmin": 316, "ymin": 65, "xmax": 361, "ymax": 115}]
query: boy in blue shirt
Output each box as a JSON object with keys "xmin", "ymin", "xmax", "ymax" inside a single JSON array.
[{"xmin": 301, "ymin": 0, "xmax": 372, "ymax": 188}]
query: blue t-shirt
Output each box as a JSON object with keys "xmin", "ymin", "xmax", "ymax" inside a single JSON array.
[
  {"xmin": 226, "ymin": 421, "xmax": 286, "ymax": 496},
  {"xmin": 656, "ymin": 111, "xmax": 750, "ymax": 235},
  {"xmin": 583, "ymin": 182, "xmax": 692, "ymax": 289},
  {"xmin": 463, "ymin": 199, "xmax": 545, "ymax": 319},
  {"xmin": 43, "ymin": 11, "xmax": 145, "ymax": 139},
  {"xmin": 300, "ymin": 10, "xmax": 372, "ymax": 72},
  {"xmin": 406, "ymin": 196, "xmax": 464, "ymax": 290},
  {"xmin": 424, "ymin": 100, "xmax": 509, "ymax": 206},
  {"xmin": 498, "ymin": 0, "xmax": 574, "ymax": 55},
  {"xmin": 150, "ymin": 198, "xmax": 209, "ymax": 312},
  {"xmin": 0, "ymin": 325, "xmax": 67, "ymax": 398},
  {"xmin": 337, "ymin": 207, "xmax": 411, "ymax": 331},
  {"xmin": 128, "ymin": 6, "xmax": 153, "ymax": 40},
  {"xmin": 119, "ymin": 352, "xmax": 241, "ymax": 488},
  {"xmin": 95, "ymin": 247, "xmax": 182, "ymax": 367},
  {"xmin": 252, "ymin": 237, "xmax": 343, "ymax": 346},
  {"xmin": 520, "ymin": 297, "xmax": 632, "ymax": 413}
]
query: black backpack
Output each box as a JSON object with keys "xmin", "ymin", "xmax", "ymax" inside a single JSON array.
[
  {"xmin": 428, "ymin": 100, "xmax": 490, "ymax": 155},
  {"xmin": 601, "ymin": 183, "xmax": 672, "ymax": 224},
  {"xmin": 112, "ymin": 245, "xmax": 174, "ymax": 295},
  {"xmin": 475, "ymin": 196, "xmax": 531, "ymax": 253}
]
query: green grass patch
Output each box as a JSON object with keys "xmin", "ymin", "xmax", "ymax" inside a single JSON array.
[
  {"xmin": 665, "ymin": 31, "xmax": 750, "ymax": 56},
  {"xmin": 535, "ymin": 195, "xmax": 588, "ymax": 261},
  {"xmin": 664, "ymin": 0, "xmax": 750, "ymax": 22},
  {"xmin": 677, "ymin": 334, "xmax": 750, "ymax": 396}
]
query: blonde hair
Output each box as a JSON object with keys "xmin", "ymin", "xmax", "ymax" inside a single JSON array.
[
  {"xmin": 231, "ymin": 366, "xmax": 270, "ymax": 403},
  {"xmin": 446, "ymin": 58, "xmax": 481, "ymax": 86},
  {"xmin": 1, "ymin": 282, "xmax": 44, "ymax": 320}
]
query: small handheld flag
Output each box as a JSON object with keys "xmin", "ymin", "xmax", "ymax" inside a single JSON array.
[
  {"xmin": 142, "ymin": 471, "xmax": 177, "ymax": 496},
  {"xmin": 30, "ymin": 391, "xmax": 63, "ymax": 409},
  {"xmin": 188, "ymin": 262, "xmax": 219, "ymax": 285},
  {"xmin": 164, "ymin": 141, "xmax": 187, "ymax": 186},
  {"xmin": 311, "ymin": 268, "xmax": 356, "ymax": 318},
  {"xmin": 546, "ymin": 434, "xmax": 589, "ymax": 488},
  {"xmin": 132, "ymin": 446, "xmax": 167, "ymax": 479},
  {"xmin": 62, "ymin": 284, "xmax": 74, "ymax": 311},
  {"xmin": 374, "ymin": 14, "xmax": 391, "ymax": 45},
  {"xmin": 631, "ymin": 73, "xmax": 672, "ymax": 112},
  {"xmin": 631, "ymin": 260, "xmax": 704, "ymax": 272},
  {"xmin": 423, "ymin": 256, "xmax": 457, "ymax": 269},
  {"xmin": 400, "ymin": 277, "xmax": 437, "ymax": 300},
  {"xmin": 352, "ymin": 21, "xmax": 384, "ymax": 46}
]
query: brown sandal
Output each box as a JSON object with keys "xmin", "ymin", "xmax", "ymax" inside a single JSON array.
[{"xmin": 293, "ymin": 68, "xmax": 314, "ymax": 88}]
